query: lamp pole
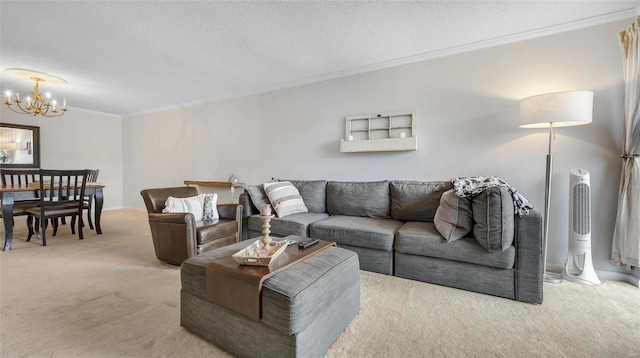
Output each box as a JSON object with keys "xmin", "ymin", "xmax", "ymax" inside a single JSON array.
[{"xmin": 543, "ymin": 123, "xmax": 562, "ymax": 283}]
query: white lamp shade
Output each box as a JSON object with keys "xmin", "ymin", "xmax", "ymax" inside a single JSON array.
[{"xmin": 519, "ymin": 91, "xmax": 594, "ymax": 128}]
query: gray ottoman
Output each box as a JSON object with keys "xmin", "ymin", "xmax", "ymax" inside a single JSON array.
[{"xmin": 180, "ymin": 239, "xmax": 361, "ymax": 358}]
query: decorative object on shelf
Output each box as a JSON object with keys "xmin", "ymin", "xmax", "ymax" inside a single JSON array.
[
  {"xmin": 3, "ymin": 68, "xmax": 68, "ymax": 118},
  {"xmin": 340, "ymin": 110, "xmax": 417, "ymax": 152},
  {"xmin": 519, "ymin": 90, "xmax": 593, "ymax": 284},
  {"xmin": 183, "ymin": 179, "xmax": 245, "ymax": 203}
]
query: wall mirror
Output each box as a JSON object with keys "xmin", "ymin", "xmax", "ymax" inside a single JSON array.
[{"xmin": 0, "ymin": 123, "xmax": 40, "ymax": 168}]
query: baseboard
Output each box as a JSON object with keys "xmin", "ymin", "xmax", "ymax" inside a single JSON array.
[
  {"xmin": 546, "ymin": 263, "xmax": 639, "ymax": 287},
  {"xmin": 597, "ymin": 270, "xmax": 639, "ymax": 287}
]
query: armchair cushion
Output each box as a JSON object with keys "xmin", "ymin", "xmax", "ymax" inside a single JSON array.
[{"xmin": 197, "ymin": 219, "xmax": 238, "ymax": 245}]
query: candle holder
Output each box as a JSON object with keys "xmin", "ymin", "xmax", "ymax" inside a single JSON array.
[{"xmin": 259, "ymin": 215, "xmax": 274, "ymax": 248}]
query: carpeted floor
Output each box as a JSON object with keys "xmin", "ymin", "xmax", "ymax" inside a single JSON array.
[{"xmin": 1, "ymin": 208, "xmax": 639, "ymax": 357}]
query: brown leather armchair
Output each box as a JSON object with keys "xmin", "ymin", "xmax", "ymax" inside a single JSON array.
[{"xmin": 140, "ymin": 186, "xmax": 242, "ymax": 265}]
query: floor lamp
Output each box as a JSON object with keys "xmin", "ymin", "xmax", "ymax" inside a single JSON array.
[{"xmin": 519, "ymin": 91, "xmax": 593, "ymax": 284}]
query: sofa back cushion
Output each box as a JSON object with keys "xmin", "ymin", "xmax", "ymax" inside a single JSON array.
[
  {"xmin": 472, "ymin": 186, "xmax": 515, "ymax": 252},
  {"xmin": 245, "ymin": 184, "xmax": 272, "ymax": 212},
  {"xmin": 284, "ymin": 180, "xmax": 327, "ymax": 213},
  {"xmin": 390, "ymin": 180, "xmax": 452, "ymax": 222},
  {"xmin": 327, "ymin": 181, "xmax": 390, "ymax": 218}
]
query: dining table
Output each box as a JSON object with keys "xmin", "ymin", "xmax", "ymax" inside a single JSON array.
[{"xmin": 0, "ymin": 182, "xmax": 105, "ymax": 251}]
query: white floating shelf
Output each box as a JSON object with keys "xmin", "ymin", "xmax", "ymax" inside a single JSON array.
[
  {"xmin": 340, "ymin": 137, "xmax": 418, "ymax": 152},
  {"xmin": 340, "ymin": 110, "xmax": 418, "ymax": 153}
]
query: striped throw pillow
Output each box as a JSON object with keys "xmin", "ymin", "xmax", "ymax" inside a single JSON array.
[{"xmin": 263, "ymin": 181, "xmax": 308, "ymax": 218}]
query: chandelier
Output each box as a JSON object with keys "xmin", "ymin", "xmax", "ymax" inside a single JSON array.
[{"xmin": 3, "ymin": 68, "xmax": 68, "ymax": 118}]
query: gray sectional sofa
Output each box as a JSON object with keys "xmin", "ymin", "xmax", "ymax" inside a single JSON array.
[{"xmin": 239, "ymin": 180, "xmax": 543, "ymax": 304}]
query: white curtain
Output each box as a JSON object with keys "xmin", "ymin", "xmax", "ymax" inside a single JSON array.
[{"xmin": 612, "ymin": 17, "xmax": 640, "ymax": 268}]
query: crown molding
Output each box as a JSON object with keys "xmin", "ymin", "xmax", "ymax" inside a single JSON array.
[
  {"xmin": 64, "ymin": 106, "xmax": 122, "ymax": 119},
  {"xmin": 124, "ymin": 8, "xmax": 639, "ymax": 119}
]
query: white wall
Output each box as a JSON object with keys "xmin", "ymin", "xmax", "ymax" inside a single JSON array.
[
  {"xmin": 1, "ymin": 107, "xmax": 124, "ymax": 209},
  {"xmin": 123, "ymin": 18, "xmax": 634, "ymax": 273}
]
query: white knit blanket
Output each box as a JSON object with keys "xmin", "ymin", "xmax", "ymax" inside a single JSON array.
[{"xmin": 451, "ymin": 176, "xmax": 534, "ymax": 216}]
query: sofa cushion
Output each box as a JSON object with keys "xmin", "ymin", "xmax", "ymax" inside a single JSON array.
[
  {"xmin": 472, "ymin": 187, "xmax": 515, "ymax": 252},
  {"xmin": 395, "ymin": 221, "xmax": 515, "ymax": 270},
  {"xmin": 263, "ymin": 181, "xmax": 308, "ymax": 218},
  {"xmin": 310, "ymin": 215, "xmax": 403, "ymax": 251},
  {"xmin": 390, "ymin": 180, "xmax": 452, "ymax": 222},
  {"xmin": 327, "ymin": 181, "xmax": 390, "ymax": 218},
  {"xmin": 247, "ymin": 212, "xmax": 330, "ymax": 238},
  {"xmin": 434, "ymin": 189, "xmax": 473, "ymax": 242},
  {"xmin": 245, "ymin": 184, "xmax": 272, "ymax": 212},
  {"xmin": 284, "ymin": 180, "xmax": 327, "ymax": 213}
]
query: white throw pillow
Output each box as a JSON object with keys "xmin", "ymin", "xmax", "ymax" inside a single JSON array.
[
  {"xmin": 203, "ymin": 193, "xmax": 219, "ymax": 220},
  {"xmin": 263, "ymin": 181, "xmax": 308, "ymax": 218},
  {"xmin": 162, "ymin": 193, "xmax": 218, "ymax": 221}
]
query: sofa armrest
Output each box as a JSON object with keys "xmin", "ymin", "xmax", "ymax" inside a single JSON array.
[
  {"xmin": 147, "ymin": 212, "xmax": 197, "ymax": 265},
  {"xmin": 239, "ymin": 193, "xmax": 258, "ymax": 241},
  {"xmin": 514, "ymin": 209, "xmax": 544, "ymax": 304}
]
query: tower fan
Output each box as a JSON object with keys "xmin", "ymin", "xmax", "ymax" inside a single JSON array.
[{"xmin": 563, "ymin": 169, "xmax": 603, "ymax": 285}]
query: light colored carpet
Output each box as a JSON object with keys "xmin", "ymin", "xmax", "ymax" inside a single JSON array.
[{"xmin": 1, "ymin": 208, "xmax": 639, "ymax": 357}]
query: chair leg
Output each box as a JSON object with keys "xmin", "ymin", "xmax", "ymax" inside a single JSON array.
[
  {"xmin": 61, "ymin": 217, "xmax": 67, "ymax": 225},
  {"xmin": 27, "ymin": 216, "xmax": 34, "ymax": 242},
  {"xmin": 52, "ymin": 219, "xmax": 59, "ymax": 237},
  {"xmin": 39, "ymin": 216, "xmax": 47, "ymax": 246},
  {"xmin": 70, "ymin": 216, "xmax": 76, "ymax": 235},
  {"xmin": 77, "ymin": 215, "xmax": 83, "ymax": 240}
]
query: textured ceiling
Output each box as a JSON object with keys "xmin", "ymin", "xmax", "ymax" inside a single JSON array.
[{"xmin": 1, "ymin": 1, "xmax": 639, "ymax": 117}]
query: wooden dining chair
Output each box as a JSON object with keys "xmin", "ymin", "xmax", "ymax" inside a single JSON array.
[
  {"xmin": 69, "ymin": 168, "xmax": 99, "ymax": 230},
  {"xmin": 1, "ymin": 169, "xmax": 40, "ymax": 186},
  {"xmin": 25, "ymin": 169, "xmax": 88, "ymax": 246},
  {"xmin": 0, "ymin": 169, "xmax": 42, "ymax": 236}
]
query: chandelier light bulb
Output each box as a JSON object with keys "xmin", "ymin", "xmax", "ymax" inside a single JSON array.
[{"xmin": 3, "ymin": 69, "xmax": 69, "ymax": 117}]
